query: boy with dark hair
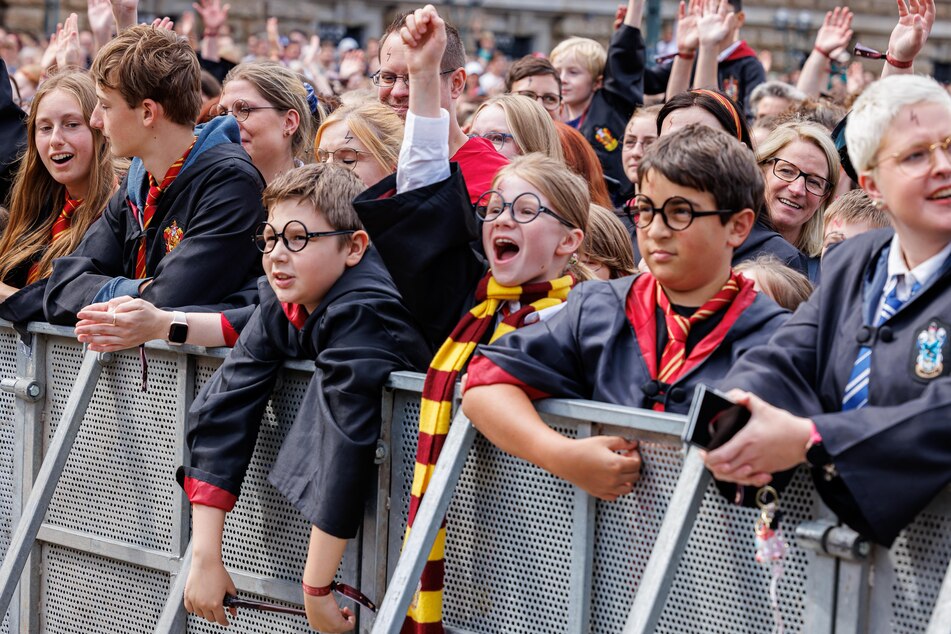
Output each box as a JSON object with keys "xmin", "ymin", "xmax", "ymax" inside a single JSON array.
[
  {"xmin": 504, "ymin": 55, "xmax": 562, "ymax": 119},
  {"xmin": 549, "ymin": 0, "xmax": 649, "ymax": 205},
  {"xmin": 43, "ymin": 25, "xmax": 265, "ymax": 326},
  {"xmin": 462, "ymin": 124, "xmax": 788, "ymax": 499},
  {"xmin": 181, "ymin": 163, "xmax": 430, "ymax": 631},
  {"xmin": 375, "ymin": 6, "xmax": 507, "ymax": 203}
]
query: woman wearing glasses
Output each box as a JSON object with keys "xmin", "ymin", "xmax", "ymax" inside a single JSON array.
[
  {"xmin": 756, "ymin": 121, "xmax": 840, "ymax": 277},
  {"xmin": 216, "ymin": 60, "xmax": 318, "ymax": 184},
  {"xmin": 314, "ymin": 100, "xmax": 403, "ymax": 188},
  {"xmin": 467, "ymin": 94, "xmax": 564, "ymax": 162}
]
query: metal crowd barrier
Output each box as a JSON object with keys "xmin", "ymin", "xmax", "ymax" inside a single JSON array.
[{"xmin": 0, "ymin": 322, "xmax": 947, "ymax": 633}]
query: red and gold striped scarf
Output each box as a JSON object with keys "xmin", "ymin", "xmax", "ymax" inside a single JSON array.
[
  {"xmin": 402, "ymin": 272, "xmax": 574, "ymax": 633},
  {"xmin": 26, "ymin": 194, "xmax": 82, "ymax": 284},
  {"xmin": 134, "ymin": 138, "xmax": 196, "ymax": 279}
]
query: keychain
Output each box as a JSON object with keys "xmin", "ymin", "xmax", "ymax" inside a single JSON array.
[{"xmin": 754, "ymin": 486, "xmax": 787, "ymax": 634}]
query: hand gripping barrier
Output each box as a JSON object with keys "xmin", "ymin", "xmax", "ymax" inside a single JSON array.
[{"xmin": 0, "ymin": 322, "xmax": 947, "ymax": 633}]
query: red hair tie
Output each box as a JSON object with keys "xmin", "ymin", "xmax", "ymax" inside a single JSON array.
[{"xmin": 691, "ymin": 89, "xmax": 743, "ymax": 142}]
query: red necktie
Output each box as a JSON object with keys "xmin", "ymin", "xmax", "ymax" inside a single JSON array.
[
  {"xmin": 52, "ymin": 195, "xmax": 82, "ymax": 242},
  {"xmin": 135, "ymin": 139, "xmax": 195, "ymax": 279},
  {"xmin": 656, "ymin": 273, "xmax": 740, "ymax": 384}
]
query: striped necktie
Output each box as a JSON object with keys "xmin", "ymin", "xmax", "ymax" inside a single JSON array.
[
  {"xmin": 52, "ymin": 195, "xmax": 81, "ymax": 242},
  {"xmin": 841, "ymin": 276, "xmax": 920, "ymax": 410},
  {"xmin": 135, "ymin": 138, "xmax": 195, "ymax": 279}
]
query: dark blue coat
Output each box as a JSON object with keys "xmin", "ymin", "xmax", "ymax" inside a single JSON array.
[{"xmin": 723, "ymin": 229, "xmax": 951, "ymax": 545}]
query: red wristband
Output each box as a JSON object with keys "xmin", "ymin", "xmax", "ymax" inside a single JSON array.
[
  {"xmin": 302, "ymin": 581, "xmax": 333, "ymax": 597},
  {"xmin": 885, "ymin": 53, "xmax": 913, "ymax": 69},
  {"xmin": 813, "ymin": 45, "xmax": 832, "ymax": 60},
  {"xmin": 678, "ymin": 49, "xmax": 696, "ymax": 61}
]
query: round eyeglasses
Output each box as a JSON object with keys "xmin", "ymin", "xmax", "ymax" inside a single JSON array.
[
  {"xmin": 253, "ymin": 221, "xmax": 354, "ymax": 253},
  {"xmin": 468, "ymin": 132, "xmax": 515, "ymax": 152},
  {"xmin": 216, "ymin": 99, "xmax": 285, "ymax": 122},
  {"xmin": 624, "ymin": 195, "xmax": 737, "ymax": 231},
  {"xmin": 317, "ymin": 147, "xmax": 368, "ymax": 171},
  {"xmin": 765, "ymin": 158, "xmax": 832, "ymax": 197},
  {"xmin": 474, "ymin": 191, "xmax": 576, "ymax": 228}
]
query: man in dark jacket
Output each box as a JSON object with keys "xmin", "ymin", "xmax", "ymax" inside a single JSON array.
[{"xmin": 44, "ymin": 25, "xmax": 264, "ymax": 326}]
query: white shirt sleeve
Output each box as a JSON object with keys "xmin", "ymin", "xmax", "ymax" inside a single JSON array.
[{"xmin": 396, "ymin": 108, "xmax": 452, "ymax": 194}]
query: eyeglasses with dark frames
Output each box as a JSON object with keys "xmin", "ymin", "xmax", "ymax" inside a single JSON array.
[
  {"xmin": 467, "ymin": 131, "xmax": 515, "ymax": 152},
  {"xmin": 216, "ymin": 99, "xmax": 286, "ymax": 122},
  {"xmin": 765, "ymin": 158, "xmax": 832, "ymax": 197},
  {"xmin": 474, "ymin": 190, "xmax": 577, "ymax": 228},
  {"xmin": 512, "ymin": 90, "xmax": 561, "ymax": 111},
  {"xmin": 371, "ymin": 69, "xmax": 457, "ymax": 87},
  {"xmin": 253, "ymin": 221, "xmax": 355, "ymax": 253},
  {"xmin": 317, "ymin": 147, "xmax": 369, "ymax": 171},
  {"xmin": 624, "ymin": 194, "xmax": 737, "ymax": 231}
]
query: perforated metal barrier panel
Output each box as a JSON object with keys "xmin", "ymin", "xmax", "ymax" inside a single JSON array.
[
  {"xmin": 0, "ymin": 329, "xmax": 18, "ymax": 634},
  {"xmin": 0, "ymin": 324, "xmax": 948, "ymax": 633}
]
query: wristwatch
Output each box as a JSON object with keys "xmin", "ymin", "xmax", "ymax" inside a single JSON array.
[{"xmin": 168, "ymin": 311, "xmax": 188, "ymax": 345}]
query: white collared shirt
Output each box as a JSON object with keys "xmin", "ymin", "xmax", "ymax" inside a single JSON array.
[
  {"xmin": 877, "ymin": 235, "xmax": 951, "ymax": 316},
  {"xmin": 717, "ymin": 41, "xmax": 742, "ymax": 63},
  {"xmin": 396, "ymin": 109, "xmax": 451, "ymax": 194}
]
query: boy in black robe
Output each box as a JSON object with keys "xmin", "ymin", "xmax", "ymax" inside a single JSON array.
[{"xmin": 178, "ymin": 164, "xmax": 430, "ymax": 630}]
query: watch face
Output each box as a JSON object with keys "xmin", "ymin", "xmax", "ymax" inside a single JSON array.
[{"xmin": 168, "ymin": 322, "xmax": 188, "ymax": 344}]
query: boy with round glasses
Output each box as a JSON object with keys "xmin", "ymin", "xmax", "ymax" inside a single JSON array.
[
  {"xmin": 180, "ymin": 163, "xmax": 429, "ymax": 630},
  {"xmin": 462, "ymin": 123, "xmax": 789, "ymax": 501}
]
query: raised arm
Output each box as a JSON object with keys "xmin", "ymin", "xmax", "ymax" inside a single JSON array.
[
  {"xmin": 193, "ymin": 0, "xmax": 229, "ymax": 63},
  {"xmin": 665, "ymin": 0, "xmax": 699, "ymax": 101},
  {"xmin": 881, "ymin": 0, "xmax": 935, "ymax": 78},
  {"xmin": 797, "ymin": 6, "xmax": 853, "ymax": 99},
  {"xmin": 693, "ymin": 0, "xmax": 735, "ymax": 91}
]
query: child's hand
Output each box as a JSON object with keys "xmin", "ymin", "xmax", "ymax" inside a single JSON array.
[
  {"xmin": 886, "ymin": 0, "xmax": 935, "ymax": 66},
  {"xmin": 304, "ymin": 592, "xmax": 355, "ymax": 633},
  {"xmin": 556, "ymin": 436, "xmax": 641, "ymax": 501},
  {"xmin": 184, "ymin": 556, "xmax": 237, "ymax": 626},
  {"xmin": 400, "ymin": 4, "xmax": 446, "ymax": 77},
  {"xmin": 697, "ymin": 0, "xmax": 735, "ymax": 50}
]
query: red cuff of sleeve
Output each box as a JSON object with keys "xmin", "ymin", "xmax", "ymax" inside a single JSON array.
[
  {"xmin": 466, "ymin": 356, "xmax": 551, "ymax": 401},
  {"xmin": 221, "ymin": 314, "xmax": 239, "ymax": 347},
  {"xmin": 184, "ymin": 476, "xmax": 237, "ymax": 511}
]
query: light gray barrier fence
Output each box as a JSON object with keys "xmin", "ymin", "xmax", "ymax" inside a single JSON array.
[{"xmin": 0, "ymin": 322, "xmax": 947, "ymax": 633}]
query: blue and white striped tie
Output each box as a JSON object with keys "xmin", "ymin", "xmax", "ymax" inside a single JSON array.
[{"xmin": 841, "ymin": 277, "xmax": 920, "ymax": 410}]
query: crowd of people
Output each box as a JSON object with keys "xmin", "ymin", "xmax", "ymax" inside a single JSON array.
[{"xmin": 0, "ymin": 0, "xmax": 948, "ymax": 631}]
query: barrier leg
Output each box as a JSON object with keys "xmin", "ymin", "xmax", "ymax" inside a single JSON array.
[
  {"xmin": 926, "ymin": 557, "xmax": 951, "ymax": 634},
  {"xmin": 371, "ymin": 411, "xmax": 477, "ymax": 633},
  {"xmin": 622, "ymin": 448, "xmax": 710, "ymax": 634},
  {"xmin": 0, "ymin": 349, "xmax": 103, "ymax": 616},
  {"xmin": 154, "ymin": 540, "xmax": 192, "ymax": 634}
]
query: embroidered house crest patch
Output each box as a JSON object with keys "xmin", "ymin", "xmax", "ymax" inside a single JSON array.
[
  {"xmin": 913, "ymin": 319, "xmax": 948, "ymax": 380},
  {"xmin": 721, "ymin": 77, "xmax": 739, "ymax": 103},
  {"xmin": 594, "ymin": 127, "xmax": 619, "ymax": 152},
  {"xmin": 163, "ymin": 220, "xmax": 183, "ymax": 254}
]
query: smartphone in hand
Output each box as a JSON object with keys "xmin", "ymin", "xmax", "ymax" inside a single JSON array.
[{"xmin": 682, "ymin": 384, "xmax": 751, "ymax": 450}]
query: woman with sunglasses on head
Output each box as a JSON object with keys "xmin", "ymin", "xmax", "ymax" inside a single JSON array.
[
  {"xmin": 467, "ymin": 94, "xmax": 564, "ymax": 162},
  {"xmin": 756, "ymin": 121, "xmax": 839, "ymax": 282},
  {"xmin": 0, "ymin": 70, "xmax": 116, "ymax": 324}
]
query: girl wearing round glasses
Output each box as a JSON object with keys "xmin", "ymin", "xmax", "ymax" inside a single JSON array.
[
  {"xmin": 756, "ymin": 121, "xmax": 839, "ymax": 273},
  {"xmin": 315, "ymin": 100, "xmax": 403, "ymax": 187},
  {"xmin": 467, "ymin": 94, "xmax": 564, "ymax": 162},
  {"xmin": 0, "ymin": 70, "xmax": 116, "ymax": 322},
  {"xmin": 216, "ymin": 61, "xmax": 318, "ymax": 184}
]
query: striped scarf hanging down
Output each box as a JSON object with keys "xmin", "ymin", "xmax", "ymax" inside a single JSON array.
[{"xmin": 402, "ymin": 272, "xmax": 574, "ymax": 633}]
